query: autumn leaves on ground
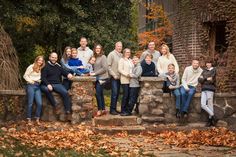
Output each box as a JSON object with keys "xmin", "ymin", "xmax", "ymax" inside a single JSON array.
[{"xmin": 0, "ymin": 121, "xmax": 236, "ymax": 156}]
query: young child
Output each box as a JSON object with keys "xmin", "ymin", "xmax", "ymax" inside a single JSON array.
[
  {"xmin": 86, "ymin": 56, "xmax": 96, "ymax": 73},
  {"xmin": 68, "ymin": 48, "xmax": 90, "ymax": 75},
  {"xmin": 141, "ymin": 53, "xmax": 156, "ymax": 76},
  {"xmin": 198, "ymin": 59, "xmax": 216, "ymax": 127},
  {"xmin": 128, "ymin": 56, "xmax": 142, "ymax": 115},
  {"xmin": 165, "ymin": 64, "xmax": 181, "ymax": 118}
]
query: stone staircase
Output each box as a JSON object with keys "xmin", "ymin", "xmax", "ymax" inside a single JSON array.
[{"xmin": 92, "ymin": 114, "xmax": 145, "ymax": 134}]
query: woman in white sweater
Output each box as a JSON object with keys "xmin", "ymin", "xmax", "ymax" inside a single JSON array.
[
  {"xmin": 118, "ymin": 48, "xmax": 134, "ymax": 116},
  {"xmin": 157, "ymin": 44, "xmax": 179, "ymax": 75},
  {"xmin": 23, "ymin": 56, "xmax": 45, "ymax": 124},
  {"xmin": 157, "ymin": 44, "xmax": 180, "ymax": 93}
]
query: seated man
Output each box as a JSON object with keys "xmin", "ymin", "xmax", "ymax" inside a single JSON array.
[
  {"xmin": 41, "ymin": 52, "xmax": 73, "ymax": 120},
  {"xmin": 180, "ymin": 58, "xmax": 203, "ymax": 118}
]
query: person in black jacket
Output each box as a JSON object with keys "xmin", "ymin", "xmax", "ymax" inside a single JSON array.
[
  {"xmin": 198, "ymin": 59, "xmax": 217, "ymax": 126},
  {"xmin": 141, "ymin": 53, "xmax": 157, "ymax": 76},
  {"xmin": 41, "ymin": 52, "xmax": 73, "ymax": 120}
]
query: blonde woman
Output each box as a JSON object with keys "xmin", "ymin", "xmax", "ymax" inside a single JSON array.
[
  {"xmin": 157, "ymin": 44, "xmax": 179, "ymax": 93},
  {"xmin": 23, "ymin": 56, "xmax": 45, "ymax": 124},
  {"xmin": 157, "ymin": 44, "xmax": 179, "ymax": 75},
  {"xmin": 118, "ymin": 48, "xmax": 134, "ymax": 116}
]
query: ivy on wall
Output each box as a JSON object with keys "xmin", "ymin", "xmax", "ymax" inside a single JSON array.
[{"xmin": 176, "ymin": 0, "xmax": 236, "ymax": 92}]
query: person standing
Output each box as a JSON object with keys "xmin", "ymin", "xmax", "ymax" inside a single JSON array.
[
  {"xmin": 107, "ymin": 41, "xmax": 123, "ymax": 115},
  {"xmin": 198, "ymin": 59, "xmax": 217, "ymax": 126},
  {"xmin": 23, "ymin": 56, "xmax": 45, "ymax": 124},
  {"xmin": 90, "ymin": 44, "xmax": 109, "ymax": 116},
  {"xmin": 180, "ymin": 58, "xmax": 203, "ymax": 118},
  {"xmin": 118, "ymin": 48, "xmax": 133, "ymax": 116},
  {"xmin": 41, "ymin": 52, "xmax": 73, "ymax": 120},
  {"xmin": 77, "ymin": 37, "xmax": 94, "ymax": 66},
  {"xmin": 140, "ymin": 41, "xmax": 161, "ymax": 65},
  {"xmin": 128, "ymin": 56, "xmax": 142, "ymax": 115}
]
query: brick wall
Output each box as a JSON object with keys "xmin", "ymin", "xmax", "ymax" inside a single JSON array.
[{"xmin": 171, "ymin": 1, "xmax": 236, "ymax": 92}]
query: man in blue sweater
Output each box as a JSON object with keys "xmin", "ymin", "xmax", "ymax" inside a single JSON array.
[{"xmin": 41, "ymin": 52, "xmax": 73, "ymax": 120}]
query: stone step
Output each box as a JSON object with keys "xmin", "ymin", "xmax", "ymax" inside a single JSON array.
[
  {"xmin": 92, "ymin": 114, "xmax": 141, "ymax": 127},
  {"xmin": 93, "ymin": 125, "xmax": 146, "ymax": 134}
]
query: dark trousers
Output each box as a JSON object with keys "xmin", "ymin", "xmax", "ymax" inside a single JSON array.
[
  {"xmin": 95, "ymin": 80, "xmax": 105, "ymax": 110},
  {"xmin": 110, "ymin": 78, "xmax": 120, "ymax": 112},
  {"xmin": 41, "ymin": 84, "xmax": 72, "ymax": 113},
  {"xmin": 128, "ymin": 87, "xmax": 140, "ymax": 114},
  {"xmin": 62, "ymin": 79, "xmax": 72, "ymax": 90},
  {"xmin": 121, "ymin": 84, "xmax": 130, "ymax": 113}
]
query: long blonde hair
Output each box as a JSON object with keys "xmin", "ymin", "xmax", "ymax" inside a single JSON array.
[
  {"xmin": 33, "ymin": 56, "xmax": 45, "ymax": 73},
  {"xmin": 62, "ymin": 46, "xmax": 71, "ymax": 62},
  {"xmin": 161, "ymin": 44, "xmax": 171, "ymax": 59}
]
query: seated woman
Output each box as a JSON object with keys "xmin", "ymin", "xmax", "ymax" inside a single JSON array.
[
  {"xmin": 68, "ymin": 48, "xmax": 90, "ymax": 76},
  {"xmin": 60, "ymin": 46, "xmax": 73, "ymax": 90},
  {"xmin": 23, "ymin": 56, "xmax": 45, "ymax": 124},
  {"xmin": 141, "ymin": 53, "xmax": 157, "ymax": 76}
]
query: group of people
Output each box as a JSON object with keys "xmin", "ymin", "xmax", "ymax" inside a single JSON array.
[{"xmin": 23, "ymin": 37, "xmax": 217, "ymax": 127}]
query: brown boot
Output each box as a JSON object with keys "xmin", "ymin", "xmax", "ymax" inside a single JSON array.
[{"xmin": 66, "ymin": 112, "xmax": 72, "ymax": 122}]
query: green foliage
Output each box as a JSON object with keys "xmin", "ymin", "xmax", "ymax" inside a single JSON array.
[{"xmin": 0, "ymin": 0, "xmax": 138, "ymax": 74}]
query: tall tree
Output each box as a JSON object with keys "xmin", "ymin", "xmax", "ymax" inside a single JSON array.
[
  {"xmin": 138, "ymin": 2, "xmax": 173, "ymax": 49},
  {"xmin": 0, "ymin": 0, "xmax": 137, "ymax": 74}
]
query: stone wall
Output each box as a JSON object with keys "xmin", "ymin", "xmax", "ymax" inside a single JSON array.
[
  {"xmin": 1, "ymin": 76, "xmax": 236, "ymax": 127},
  {"xmin": 0, "ymin": 76, "xmax": 96, "ymax": 124},
  {"xmin": 139, "ymin": 77, "xmax": 236, "ymax": 127},
  {"xmin": 70, "ymin": 76, "xmax": 96, "ymax": 124}
]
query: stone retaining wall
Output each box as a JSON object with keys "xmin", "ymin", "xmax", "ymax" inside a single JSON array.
[
  {"xmin": 0, "ymin": 76, "xmax": 96, "ymax": 124},
  {"xmin": 1, "ymin": 76, "xmax": 236, "ymax": 127},
  {"xmin": 138, "ymin": 77, "xmax": 236, "ymax": 127}
]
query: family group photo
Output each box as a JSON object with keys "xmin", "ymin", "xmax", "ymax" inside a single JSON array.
[{"xmin": 0, "ymin": 0, "xmax": 236, "ymax": 156}]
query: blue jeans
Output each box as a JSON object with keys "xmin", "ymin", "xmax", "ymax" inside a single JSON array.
[
  {"xmin": 95, "ymin": 80, "xmax": 105, "ymax": 110},
  {"xmin": 26, "ymin": 84, "xmax": 42, "ymax": 119},
  {"xmin": 128, "ymin": 87, "xmax": 140, "ymax": 114},
  {"xmin": 172, "ymin": 88, "xmax": 181, "ymax": 110},
  {"xmin": 72, "ymin": 68, "xmax": 90, "ymax": 75},
  {"xmin": 110, "ymin": 78, "xmax": 120, "ymax": 112},
  {"xmin": 121, "ymin": 84, "xmax": 130, "ymax": 113},
  {"xmin": 180, "ymin": 86, "xmax": 196, "ymax": 112},
  {"xmin": 41, "ymin": 84, "xmax": 72, "ymax": 113}
]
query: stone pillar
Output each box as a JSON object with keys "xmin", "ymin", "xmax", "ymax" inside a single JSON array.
[
  {"xmin": 70, "ymin": 76, "xmax": 96, "ymax": 124},
  {"xmin": 139, "ymin": 77, "xmax": 165, "ymax": 123}
]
